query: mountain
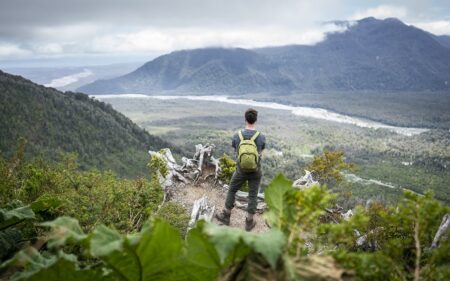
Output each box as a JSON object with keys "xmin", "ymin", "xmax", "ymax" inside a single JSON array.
[
  {"xmin": 79, "ymin": 17, "xmax": 450, "ymax": 94},
  {"xmin": 0, "ymin": 70, "xmax": 177, "ymax": 177},
  {"xmin": 256, "ymin": 17, "xmax": 450, "ymax": 91},
  {"xmin": 78, "ymin": 48, "xmax": 293, "ymax": 94},
  {"xmin": 434, "ymin": 35, "xmax": 450, "ymax": 49}
]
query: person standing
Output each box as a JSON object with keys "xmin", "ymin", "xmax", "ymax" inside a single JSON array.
[{"xmin": 215, "ymin": 108, "xmax": 266, "ymax": 231}]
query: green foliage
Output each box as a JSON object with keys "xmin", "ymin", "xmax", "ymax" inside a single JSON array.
[
  {"xmin": 0, "ymin": 71, "xmax": 179, "ymax": 178},
  {"xmin": 0, "ymin": 153, "xmax": 167, "ymax": 233},
  {"xmin": 204, "ymin": 223, "xmax": 286, "ymax": 269},
  {"xmin": 1, "ymin": 175, "xmax": 353, "ymax": 281},
  {"xmin": 323, "ymin": 190, "xmax": 450, "ymax": 280},
  {"xmin": 218, "ymin": 153, "xmax": 249, "ymax": 191},
  {"xmin": 147, "ymin": 151, "xmax": 170, "ymax": 186},
  {"xmin": 2, "ymin": 170, "xmax": 449, "ymax": 281},
  {"xmin": 264, "ymin": 174, "xmax": 293, "ymax": 230},
  {"xmin": 184, "ymin": 222, "xmax": 221, "ymax": 280},
  {"xmin": 0, "ymin": 248, "xmax": 103, "ymax": 281},
  {"xmin": 306, "ymin": 150, "xmax": 354, "ymax": 185},
  {"xmin": 218, "ymin": 154, "xmax": 236, "ymax": 184},
  {"xmin": 0, "ymin": 204, "xmax": 35, "ymax": 231},
  {"xmin": 264, "ymin": 174, "xmax": 336, "ymax": 257},
  {"xmin": 0, "ymin": 198, "xmax": 61, "ymax": 260},
  {"xmin": 154, "ymin": 203, "xmax": 190, "ymax": 236},
  {"xmin": 0, "ymin": 202, "xmax": 35, "ymax": 261}
]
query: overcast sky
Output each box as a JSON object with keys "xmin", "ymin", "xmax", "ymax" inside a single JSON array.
[{"xmin": 0, "ymin": 0, "xmax": 449, "ymax": 66}]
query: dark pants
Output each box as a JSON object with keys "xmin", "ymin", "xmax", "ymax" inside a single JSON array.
[{"xmin": 225, "ymin": 168, "xmax": 262, "ymax": 214}]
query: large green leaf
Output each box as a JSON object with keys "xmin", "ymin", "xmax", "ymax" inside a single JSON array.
[
  {"xmin": 183, "ymin": 222, "xmax": 221, "ymax": 280},
  {"xmin": 89, "ymin": 219, "xmax": 185, "ymax": 281},
  {"xmin": 263, "ymin": 173, "xmax": 293, "ymax": 228},
  {"xmin": 1, "ymin": 248, "xmax": 104, "ymax": 281},
  {"xmin": 90, "ymin": 225, "xmax": 141, "ymax": 281},
  {"xmin": 0, "ymin": 205, "xmax": 35, "ymax": 230},
  {"xmin": 137, "ymin": 219, "xmax": 184, "ymax": 281},
  {"xmin": 204, "ymin": 223, "xmax": 286, "ymax": 269},
  {"xmin": 203, "ymin": 223, "xmax": 249, "ymax": 265},
  {"xmin": 40, "ymin": 217, "xmax": 87, "ymax": 248},
  {"xmin": 242, "ymin": 228, "xmax": 286, "ymax": 269}
]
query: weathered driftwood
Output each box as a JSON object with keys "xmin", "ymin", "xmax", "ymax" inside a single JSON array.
[
  {"xmin": 431, "ymin": 213, "xmax": 450, "ymax": 249},
  {"xmin": 194, "ymin": 144, "xmax": 213, "ymax": 174},
  {"xmin": 355, "ymin": 228, "xmax": 382, "ymax": 251},
  {"xmin": 188, "ymin": 195, "xmax": 215, "ymax": 228},
  {"xmin": 148, "ymin": 149, "xmax": 189, "ymax": 187},
  {"xmin": 293, "ymin": 170, "xmax": 319, "ymax": 189},
  {"xmin": 149, "ymin": 144, "xmax": 222, "ymax": 186},
  {"xmin": 192, "ymin": 144, "xmax": 220, "ymax": 183}
]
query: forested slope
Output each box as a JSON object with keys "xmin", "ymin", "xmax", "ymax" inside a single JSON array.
[{"xmin": 0, "ymin": 70, "xmax": 177, "ymax": 177}]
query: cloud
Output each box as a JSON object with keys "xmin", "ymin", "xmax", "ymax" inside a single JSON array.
[
  {"xmin": 0, "ymin": 43, "xmax": 31, "ymax": 57},
  {"xmin": 1, "ymin": 1, "xmax": 450, "ymax": 64},
  {"xmin": 89, "ymin": 23, "xmax": 349, "ymax": 54},
  {"xmin": 349, "ymin": 5, "xmax": 408, "ymax": 20},
  {"xmin": 0, "ymin": 22, "xmax": 350, "ymax": 59},
  {"xmin": 413, "ymin": 20, "xmax": 450, "ymax": 35},
  {"xmin": 33, "ymin": 43, "xmax": 64, "ymax": 54}
]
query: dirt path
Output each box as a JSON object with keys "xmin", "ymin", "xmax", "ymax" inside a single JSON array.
[{"xmin": 172, "ymin": 179, "xmax": 270, "ymax": 233}]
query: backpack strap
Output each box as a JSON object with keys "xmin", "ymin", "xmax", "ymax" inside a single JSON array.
[
  {"xmin": 250, "ymin": 131, "xmax": 260, "ymax": 141},
  {"xmin": 238, "ymin": 130, "xmax": 244, "ymax": 141}
]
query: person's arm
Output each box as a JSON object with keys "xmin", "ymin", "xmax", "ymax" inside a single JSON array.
[{"xmin": 260, "ymin": 135, "xmax": 266, "ymax": 158}]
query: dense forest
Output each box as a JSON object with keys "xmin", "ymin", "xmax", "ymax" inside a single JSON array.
[{"xmin": 0, "ymin": 71, "xmax": 179, "ymax": 178}]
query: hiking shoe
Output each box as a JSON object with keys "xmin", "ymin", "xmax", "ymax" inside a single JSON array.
[
  {"xmin": 215, "ymin": 209, "xmax": 231, "ymax": 225},
  {"xmin": 245, "ymin": 218, "xmax": 256, "ymax": 232}
]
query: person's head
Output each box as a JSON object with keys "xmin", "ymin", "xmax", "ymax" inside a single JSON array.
[{"xmin": 245, "ymin": 108, "xmax": 258, "ymax": 125}]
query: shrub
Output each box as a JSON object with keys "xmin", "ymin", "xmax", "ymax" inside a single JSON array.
[
  {"xmin": 306, "ymin": 150, "xmax": 354, "ymax": 185},
  {"xmin": 155, "ymin": 202, "xmax": 190, "ymax": 236}
]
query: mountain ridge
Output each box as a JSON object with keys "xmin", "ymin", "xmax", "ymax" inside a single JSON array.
[{"xmin": 79, "ymin": 17, "xmax": 450, "ymax": 94}]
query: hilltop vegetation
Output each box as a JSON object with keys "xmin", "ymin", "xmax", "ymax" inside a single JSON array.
[{"xmin": 0, "ymin": 71, "xmax": 178, "ymax": 178}]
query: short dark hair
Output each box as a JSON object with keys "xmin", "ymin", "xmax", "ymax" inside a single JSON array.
[{"xmin": 245, "ymin": 108, "xmax": 258, "ymax": 124}]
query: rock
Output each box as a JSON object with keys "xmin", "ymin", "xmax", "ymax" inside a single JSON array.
[{"xmin": 188, "ymin": 195, "xmax": 215, "ymax": 229}]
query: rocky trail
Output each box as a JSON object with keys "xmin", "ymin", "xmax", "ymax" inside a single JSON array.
[{"xmin": 171, "ymin": 171, "xmax": 270, "ymax": 233}]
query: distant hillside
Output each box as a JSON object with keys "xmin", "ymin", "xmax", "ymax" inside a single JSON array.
[
  {"xmin": 78, "ymin": 48, "xmax": 293, "ymax": 94},
  {"xmin": 257, "ymin": 17, "xmax": 450, "ymax": 91},
  {"xmin": 0, "ymin": 70, "xmax": 177, "ymax": 177},
  {"xmin": 434, "ymin": 35, "xmax": 450, "ymax": 49},
  {"xmin": 79, "ymin": 17, "xmax": 450, "ymax": 94}
]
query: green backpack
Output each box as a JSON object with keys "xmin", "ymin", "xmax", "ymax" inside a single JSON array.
[{"xmin": 237, "ymin": 130, "xmax": 260, "ymax": 172}]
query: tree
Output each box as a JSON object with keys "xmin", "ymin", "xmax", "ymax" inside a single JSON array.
[{"xmin": 306, "ymin": 150, "xmax": 354, "ymax": 185}]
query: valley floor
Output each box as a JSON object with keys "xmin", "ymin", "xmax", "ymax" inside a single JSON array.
[{"xmin": 94, "ymin": 95, "xmax": 450, "ymax": 206}]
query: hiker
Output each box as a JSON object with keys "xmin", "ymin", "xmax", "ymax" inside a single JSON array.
[{"xmin": 215, "ymin": 108, "xmax": 266, "ymax": 231}]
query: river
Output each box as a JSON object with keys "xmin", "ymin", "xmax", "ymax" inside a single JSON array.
[{"xmin": 92, "ymin": 94, "xmax": 429, "ymax": 136}]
